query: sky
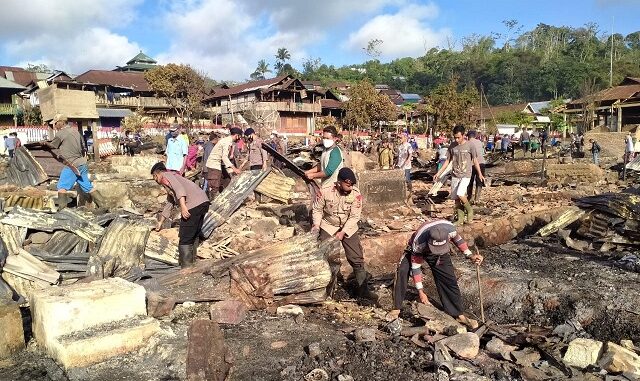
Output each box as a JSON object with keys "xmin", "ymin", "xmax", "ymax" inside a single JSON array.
[{"xmin": 1, "ymin": 0, "xmax": 639, "ymax": 81}]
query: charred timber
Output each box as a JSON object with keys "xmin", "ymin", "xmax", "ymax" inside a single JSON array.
[{"xmin": 142, "ymin": 233, "xmax": 339, "ymax": 316}]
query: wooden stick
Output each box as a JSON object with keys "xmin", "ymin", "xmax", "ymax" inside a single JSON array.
[{"xmin": 475, "ymin": 247, "xmax": 485, "ymax": 323}]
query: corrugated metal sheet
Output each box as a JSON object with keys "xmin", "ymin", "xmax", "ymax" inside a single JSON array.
[
  {"xmin": 0, "ymin": 146, "xmax": 49, "ymax": 186},
  {"xmin": 74, "ymin": 70, "xmax": 151, "ymax": 92},
  {"xmin": 25, "ymin": 144, "xmax": 65, "ymax": 178},
  {"xmin": 87, "ymin": 217, "xmax": 150, "ymax": 279},
  {"xmin": 626, "ymin": 155, "xmax": 640, "ymax": 171},
  {"xmin": 201, "ymin": 170, "xmax": 271, "ymax": 238},
  {"xmin": 38, "ymin": 231, "xmax": 87, "ymax": 256},
  {"xmin": 0, "ymin": 206, "xmax": 104, "ymax": 242}
]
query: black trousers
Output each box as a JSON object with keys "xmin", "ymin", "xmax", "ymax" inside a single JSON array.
[
  {"xmin": 178, "ymin": 202, "xmax": 210, "ymax": 245},
  {"xmin": 467, "ymin": 163, "xmax": 486, "ymax": 199},
  {"xmin": 319, "ymin": 229, "xmax": 364, "ymax": 272},
  {"xmin": 392, "ymin": 251, "xmax": 464, "ymax": 317}
]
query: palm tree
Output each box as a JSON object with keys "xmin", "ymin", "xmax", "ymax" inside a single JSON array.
[
  {"xmin": 276, "ymin": 48, "xmax": 291, "ymax": 62},
  {"xmin": 251, "ymin": 59, "xmax": 272, "ymax": 80}
]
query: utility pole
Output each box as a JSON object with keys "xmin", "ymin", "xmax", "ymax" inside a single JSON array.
[{"xmin": 610, "ymin": 16, "xmax": 614, "ymax": 87}]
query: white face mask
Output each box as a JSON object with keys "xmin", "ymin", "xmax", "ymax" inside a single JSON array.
[{"xmin": 323, "ymin": 139, "xmax": 334, "ymax": 148}]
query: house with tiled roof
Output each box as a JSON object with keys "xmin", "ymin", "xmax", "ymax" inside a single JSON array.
[{"xmin": 203, "ymin": 75, "xmax": 340, "ymax": 135}]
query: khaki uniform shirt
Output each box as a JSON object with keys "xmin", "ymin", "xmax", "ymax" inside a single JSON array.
[
  {"xmin": 161, "ymin": 172, "xmax": 209, "ymax": 219},
  {"xmin": 205, "ymin": 135, "xmax": 235, "ymax": 171},
  {"xmin": 312, "ymin": 184, "xmax": 363, "ymax": 237},
  {"xmin": 247, "ymin": 137, "xmax": 268, "ymax": 167}
]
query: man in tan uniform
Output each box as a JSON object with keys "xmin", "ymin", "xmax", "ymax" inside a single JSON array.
[{"xmin": 312, "ymin": 167, "xmax": 377, "ymax": 302}]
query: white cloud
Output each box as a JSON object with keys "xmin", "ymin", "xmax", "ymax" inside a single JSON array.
[
  {"xmin": 0, "ymin": 0, "xmax": 142, "ymax": 73},
  {"xmin": 344, "ymin": 3, "xmax": 450, "ymax": 58},
  {"xmin": 156, "ymin": 0, "xmax": 412, "ymax": 80},
  {"xmin": 7, "ymin": 28, "xmax": 141, "ymax": 74}
]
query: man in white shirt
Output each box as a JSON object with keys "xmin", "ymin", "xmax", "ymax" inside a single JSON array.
[{"xmin": 165, "ymin": 127, "xmax": 188, "ymax": 173}]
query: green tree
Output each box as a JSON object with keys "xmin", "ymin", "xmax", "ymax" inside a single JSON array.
[
  {"xmin": 496, "ymin": 111, "xmax": 533, "ymax": 127},
  {"xmin": 251, "ymin": 59, "xmax": 272, "ymax": 80},
  {"xmin": 145, "ymin": 64, "xmax": 206, "ymax": 128},
  {"xmin": 344, "ymin": 80, "xmax": 396, "ymax": 131},
  {"xmin": 428, "ymin": 77, "xmax": 479, "ymax": 131}
]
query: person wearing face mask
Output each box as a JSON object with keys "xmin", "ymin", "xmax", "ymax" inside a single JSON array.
[
  {"xmin": 312, "ymin": 167, "xmax": 378, "ymax": 302},
  {"xmin": 305, "ymin": 126, "xmax": 345, "ymax": 186},
  {"xmin": 205, "ymin": 127, "xmax": 243, "ymax": 199}
]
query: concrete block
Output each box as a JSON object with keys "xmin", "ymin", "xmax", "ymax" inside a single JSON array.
[
  {"xmin": 563, "ymin": 338, "xmax": 603, "ymax": 368},
  {"xmin": 598, "ymin": 341, "xmax": 640, "ymax": 377},
  {"xmin": 0, "ymin": 302, "xmax": 25, "ymax": 358},
  {"xmin": 29, "ymin": 277, "xmax": 150, "ymax": 368},
  {"xmin": 356, "ymin": 169, "xmax": 406, "ymax": 213},
  {"xmin": 52, "ymin": 317, "xmax": 160, "ymax": 369},
  {"xmin": 30, "ymin": 277, "xmax": 147, "ymax": 344},
  {"xmin": 210, "ymin": 300, "xmax": 247, "ymax": 325}
]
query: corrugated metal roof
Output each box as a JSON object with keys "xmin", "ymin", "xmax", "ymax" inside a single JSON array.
[
  {"xmin": 528, "ymin": 101, "xmax": 550, "ymax": 114},
  {"xmin": 0, "ymin": 76, "xmax": 26, "ymax": 90},
  {"xmin": 97, "ymin": 108, "xmax": 133, "ymax": 118},
  {"xmin": 0, "ymin": 66, "xmax": 42, "ymax": 87},
  {"xmin": 204, "ymin": 75, "xmax": 291, "ymax": 101},
  {"xmin": 74, "ymin": 70, "xmax": 151, "ymax": 92}
]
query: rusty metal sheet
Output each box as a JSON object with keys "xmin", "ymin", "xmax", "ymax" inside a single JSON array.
[{"xmin": 0, "ymin": 146, "xmax": 49, "ymax": 186}]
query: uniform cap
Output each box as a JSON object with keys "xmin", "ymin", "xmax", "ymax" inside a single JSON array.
[
  {"xmin": 229, "ymin": 127, "xmax": 243, "ymax": 135},
  {"xmin": 337, "ymin": 167, "xmax": 357, "ymax": 185},
  {"xmin": 52, "ymin": 113, "xmax": 67, "ymax": 123},
  {"xmin": 427, "ymin": 225, "xmax": 450, "ymax": 254},
  {"xmin": 244, "ymin": 127, "xmax": 255, "ymax": 136}
]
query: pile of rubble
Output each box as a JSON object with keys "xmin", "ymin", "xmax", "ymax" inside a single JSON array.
[{"xmin": 537, "ymin": 188, "xmax": 640, "ymax": 273}]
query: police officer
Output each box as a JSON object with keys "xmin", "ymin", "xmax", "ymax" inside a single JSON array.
[{"xmin": 312, "ymin": 167, "xmax": 376, "ymax": 301}]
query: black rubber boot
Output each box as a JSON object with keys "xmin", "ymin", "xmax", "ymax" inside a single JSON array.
[
  {"xmin": 354, "ymin": 268, "xmax": 378, "ymax": 303},
  {"xmin": 191, "ymin": 238, "xmax": 200, "ymax": 265},
  {"xmin": 178, "ymin": 244, "xmax": 194, "ymax": 268}
]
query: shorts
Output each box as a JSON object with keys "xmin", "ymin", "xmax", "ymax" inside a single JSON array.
[
  {"xmin": 450, "ymin": 177, "xmax": 470, "ymax": 200},
  {"xmin": 57, "ymin": 164, "xmax": 93, "ymax": 193}
]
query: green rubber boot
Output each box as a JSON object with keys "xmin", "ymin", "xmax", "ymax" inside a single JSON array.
[
  {"xmin": 454, "ymin": 205, "xmax": 466, "ymax": 226},
  {"xmin": 463, "ymin": 202, "xmax": 474, "ymax": 223}
]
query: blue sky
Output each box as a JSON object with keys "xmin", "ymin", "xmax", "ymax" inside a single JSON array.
[{"xmin": 1, "ymin": 0, "xmax": 639, "ymax": 81}]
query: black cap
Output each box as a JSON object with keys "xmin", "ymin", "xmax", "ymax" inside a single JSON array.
[
  {"xmin": 150, "ymin": 161, "xmax": 166, "ymax": 174},
  {"xmin": 244, "ymin": 127, "xmax": 255, "ymax": 136},
  {"xmin": 427, "ymin": 225, "xmax": 451, "ymax": 255},
  {"xmin": 230, "ymin": 127, "xmax": 243, "ymax": 136},
  {"xmin": 337, "ymin": 167, "xmax": 357, "ymax": 185}
]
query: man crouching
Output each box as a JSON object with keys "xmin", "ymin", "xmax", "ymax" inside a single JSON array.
[{"xmin": 388, "ymin": 219, "xmax": 483, "ymax": 329}]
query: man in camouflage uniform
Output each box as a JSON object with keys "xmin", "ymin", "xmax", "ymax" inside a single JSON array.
[{"xmin": 312, "ymin": 167, "xmax": 377, "ymax": 302}]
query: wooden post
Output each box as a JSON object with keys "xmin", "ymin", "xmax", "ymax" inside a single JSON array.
[
  {"xmin": 617, "ymin": 105, "xmax": 622, "ymax": 133},
  {"xmin": 92, "ymin": 120, "xmax": 100, "ymax": 162}
]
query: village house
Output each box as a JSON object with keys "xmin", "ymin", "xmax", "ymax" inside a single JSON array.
[
  {"xmin": 203, "ymin": 75, "xmax": 340, "ymax": 136},
  {"xmin": 0, "ymin": 66, "xmax": 49, "ymax": 127},
  {"xmin": 564, "ymin": 76, "xmax": 640, "ymax": 132}
]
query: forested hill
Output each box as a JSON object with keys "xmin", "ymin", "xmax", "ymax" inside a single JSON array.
[{"xmin": 297, "ymin": 23, "xmax": 640, "ymax": 105}]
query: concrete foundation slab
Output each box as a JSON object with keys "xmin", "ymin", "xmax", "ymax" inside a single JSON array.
[
  {"xmin": 29, "ymin": 277, "xmax": 150, "ymax": 368},
  {"xmin": 51, "ymin": 317, "xmax": 160, "ymax": 369}
]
